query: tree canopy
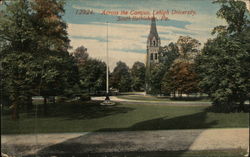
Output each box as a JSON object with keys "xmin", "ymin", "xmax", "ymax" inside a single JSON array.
[
  {"xmin": 0, "ymin": 0, "xmax": 73, "ymax": 118},
  {"xmin": 195, "ymin": 0, "xmax": 250, "ymax": 112},
  {"xmin": 111, "ymin": 61, "xmax": 132, "ymax": 92},
  {"xmin": 131, "ymin": 61, "xmax": 146, "ymax": 91}
]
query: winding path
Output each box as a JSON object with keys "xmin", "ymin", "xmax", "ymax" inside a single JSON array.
[{"xmin": 91, "ymin": 96, "xmax": 212, "ymax": 106}]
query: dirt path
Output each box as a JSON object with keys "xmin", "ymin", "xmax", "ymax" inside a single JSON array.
[{"xmin": 1, "ymin": 128, "xmax": 249, "ymax": 156}]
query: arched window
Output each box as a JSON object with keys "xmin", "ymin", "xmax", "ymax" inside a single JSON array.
[
  {"xmin": 155, "ymin": 53, "xmax": 158, "ymax": 60},
  {"xmin": 153, "ymin": 40, "xmax": 156, "ymax": 46},
  {"xmin": 150, "ymin": 53, "xmax": 154, "ymax": 60}
]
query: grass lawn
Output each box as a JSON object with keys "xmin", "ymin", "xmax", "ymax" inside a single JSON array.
[
  {"xmin": 116, "ymin": 95, "xmax": 211, "ymax": 102},
  {"xmin": 2, "ymin": 100, "xmax": 249, "ymax": 134}
]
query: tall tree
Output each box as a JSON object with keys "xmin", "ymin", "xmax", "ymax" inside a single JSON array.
[
  {"xmin": 1, "ymin": 53, "xmax": 41, "ymax": 119},
  {"xmin": 31, "ymin": 0, "xmax": 72, "ymax": 114},
  {"xmin": 111, "ymin": 61, "xmax": 132, "ymax": 92},
  {"xmin": 149, "ymin": 63, "xmax": 166, "ymax": 95},
  {"xmin": 31, "ymin": 0, "xmax": 70, "ymax": 53},
  {"xmin": 195, "ymin": 0, "xmax": 250, "ymax": 112},
  {"xmin": 73, "ymin": 46, "xmax": 106, "ymax": 94},
  {"xmin": 0, "ymin": 0, "xmax": 35, "ymax": 53},
  {"xmin": 147, "ymin": 42, "xmax": 179, "ymax": 95},
  {"xmin": 0, "ymin": 0, "xmax": 39, "ymax": 119},
  {"xmin": 0, "ymin": 0, "xmax": 73, "ymax": 117},
  {"xmin": 162, "ymin": 62, "xmax": 199, "ymax": 97},
  {"xmin": 159, "ymin": 42, "xmax": 179, "ymax": 68},
  {"xmin": 131, "ymin": 61, "xmax": 145, "ymax": 91},
  {"xmin": 78, "ymin": 58, "xmax": 106, "ymax": 94},
  {"xmin": 73, "ymin": 46, "xmax": 89, "ymax": 64},
  {"xmin": 176, "ymin": 36, "xmax": 201, "ymax": 61},
  {"xmin": 196, "ymin": 32, "xmax": 250, "ymax": 112},
  {"xmin": 159, "ymin": 38, "xmax": 199, "ymax": 96},
  {"xmin": 213, "ymin": 0, "xmax": 249, "ymax": 34}
]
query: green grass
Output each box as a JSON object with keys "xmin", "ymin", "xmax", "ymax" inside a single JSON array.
[
  {"xmin": 117, "ymin": 95, "xmax": 211, "ymax": 102},
  {"xmin": 2, "ymin": 101, "xmax": 249, "ymax": 134}
]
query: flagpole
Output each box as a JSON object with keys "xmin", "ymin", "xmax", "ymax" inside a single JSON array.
[{"xmin": 105, "ymin": 21, "xmax": 110, "ymax": 101}]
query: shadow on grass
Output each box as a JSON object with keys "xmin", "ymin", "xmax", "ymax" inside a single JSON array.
[
  {"xmin": 21, "ymin": 110, "xmax": 219, "ymax": 157},
  {"xmin": 96, "ymin": 111, "xmax": 217, "ymax": 131},
  {"xmin": 205, "ymin": 104, "xmax": 250, "ymax": 113},
  {"xmin": 170, "ymin": 96, "xmax": 210, "ymax": 101},
  {"xmin": 28, "ymin": 101, "xmax": 135, "ymax": 120}
]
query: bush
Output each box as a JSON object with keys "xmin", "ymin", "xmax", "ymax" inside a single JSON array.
[
  {"xmin": 56, "ymin": 96, "xmax": 68, "ymax": 103},
  {"xmin": 79, "ymin": 94, "xmax": 91, "ymax": 101}
]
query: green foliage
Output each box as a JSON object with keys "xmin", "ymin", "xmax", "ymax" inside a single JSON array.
[
  {"xmin": 176, "ymin": 36, "xmax": 201, "ymax": 60},
  {"xmin": 73, "ymin": 46, "xmax": 106, "ymax": 94},
  {"xmin": 131, "ymin": 61, "xmax": 145, "ymax": 91},
  {"xmin": 0, "ymin": 0, "xmax": 39, "ymax": 115},
  {"xmin": 40, "ymin": 56, "xmax": 70, "ymax": 96},
  {"xmin": 0, "ymin": 52, "xmax": 42, "ymax": 119},
  {"xmin": 31, "ymin": 0, "xmax": 70, "ymax": 52},
  {"xmin": 195, "ymin": 0, "xmax": 250, "ymax": 112},
  {"xmin": 196, "ymin": 33, "xmax": 250, "ymax": 112},
  {"xmin": 157, "ymin": 36, "xmax": 200, "ymax": 95},
  {"xmin": 159, "ymin": 42, "xmax": 179, "ymax": 68},
  {"xmin": 162, "ymin": 62, "xmax": 199, "ymax": 96},
  {"xmin": 63, "ymin": 55, "xmax": 81, "ymax": 97},
  {"xmin": 73, "ymin": 46, "xmax": 89, "ymax": 64},
  {"xmin": 147, "ymin": 42, "xmax": 179, "ymax": 94},
  {"xmin": 111, "ymin": 61, "xmax": 132, "ymax": 92},
  {"xmin": 1, "ymin": 53, "xmax": 40, "ymax": 103},
  {"xmin": 0, "ymin": 0, "xmax": 74, "ymax": 118},
  {"xmin": 213, "ymin": 0, "xmax": 250, "ymax": 34},
  {"xmin": 78, "ymin": 58, "xmax": 106, "ymax": 94},
  {"xmin": 149, "ymin": 63, "xmax": 166, "ymax": 94},
  {"xmin": 0, "ymin": 0, "xmax": 35, "ymax": 52}
]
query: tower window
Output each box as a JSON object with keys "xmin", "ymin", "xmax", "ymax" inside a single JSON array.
[
  {"xmin": 150, "ymin": 53, "xmax": 154, "ymax": 60},
  {"xmin": 155, "ymin": 53, "xmax": 158, "ymax": 60},
  {"xmin": 153, "ymin": 40, "xmax": 156, "ymax": 46}
]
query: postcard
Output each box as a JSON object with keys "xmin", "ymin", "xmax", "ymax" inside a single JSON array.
[{"xmin": 1, "ymin": 0, "xmax": 249, "ymax": 157}]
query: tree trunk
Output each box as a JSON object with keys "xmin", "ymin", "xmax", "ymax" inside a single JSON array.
[
  {"xmin": 43, "ymin": 97, "xmax": 48, "ymax": 115},
  {"xmin": 239, "ymin": 101, "xmax": 244, "ymax": 112},
  {"xmin": 52, "ymin": 96, "xmax": 56, "ymax": 104},
  {"xmin": 27, "ymin": 96, "xmax": 33, "ymax": 113},
  {"xmin": 12, "ymin": 102, "xmax": 19, "ymax": 120}
]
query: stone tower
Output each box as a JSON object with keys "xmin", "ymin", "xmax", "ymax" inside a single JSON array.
[{"xmin": 145, "ymin": 17, "xmax": 161, "ymax": 93}]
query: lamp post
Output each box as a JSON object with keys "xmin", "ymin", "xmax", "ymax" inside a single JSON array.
[{"xmin": 105, "ymin": 21, "xmax": 110, "ymax": 101}]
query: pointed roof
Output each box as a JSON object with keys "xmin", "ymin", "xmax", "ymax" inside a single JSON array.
[{"xmin": 148, "ymin": 17, "xmax": 160, "ymax": 40}]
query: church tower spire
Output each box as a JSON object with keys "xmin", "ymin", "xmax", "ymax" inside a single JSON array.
[
  {"xmin": 145, "ymin": 16, "xmax": 161, "ymax": 93},
  {"xmin": 148, "ymin": 16, "xmax": 160, "ymax": 45},
  {"xmin": 146, "ymin": 17, "xmax": 161, "ymax": 63}
]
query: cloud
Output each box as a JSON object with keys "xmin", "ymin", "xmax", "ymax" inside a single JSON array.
[
  {"xmin": 70, "ymin": 35, "xmax": 106, "ymax": 42},
  {"xmin": 66, "ymin": 3, "xmax": 226, "ymax": 70},
  {"xmin": 69, "ymin": 37, "xmax": 146, "ymax": 71},
  {"xmin": 68, "ymin": 23, "xmax": 148, "ymax": 70}
]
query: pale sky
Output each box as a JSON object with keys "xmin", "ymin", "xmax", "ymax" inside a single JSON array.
[{"xmin": 63, "ymin": 0, "xmax": 226, "ymax": 70}]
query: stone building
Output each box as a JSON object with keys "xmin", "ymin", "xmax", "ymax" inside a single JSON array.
[{"xmin": 145, "ymin": 17, "xmax": 161, "ymax": 93}]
